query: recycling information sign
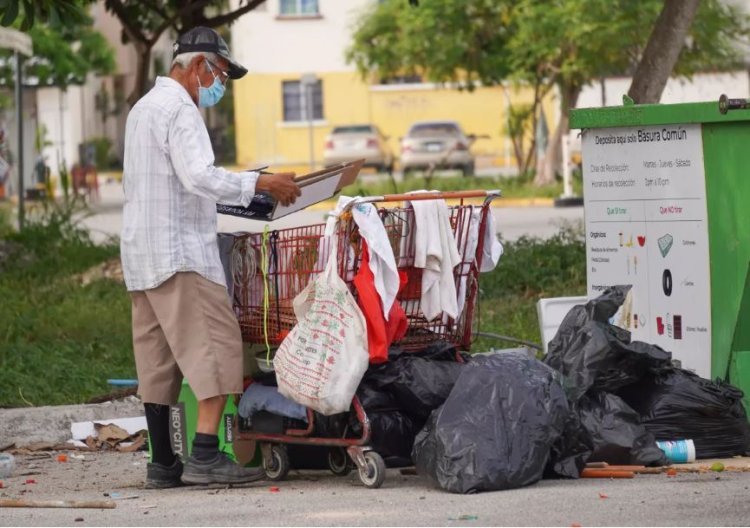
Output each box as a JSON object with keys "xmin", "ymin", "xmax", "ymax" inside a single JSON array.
[{"xmin": 582, "ymin": 123, "xmax": 711, "ymax": 377}]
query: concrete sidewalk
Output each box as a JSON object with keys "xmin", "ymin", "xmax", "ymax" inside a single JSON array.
[
  {"xmin": 1, "ymin": 449, "xmax": 749, "ymax": 526},
  {"xmin": 78, "ymin": 181, "xmax": 581, "ymax": 245}
]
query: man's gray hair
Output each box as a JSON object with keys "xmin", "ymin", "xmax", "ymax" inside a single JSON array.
[{"xmin": 171, "ymin": 51, "xmax": 219, "ymax": 70}]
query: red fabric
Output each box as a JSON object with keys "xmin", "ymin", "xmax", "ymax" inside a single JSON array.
[{"xmin": 354, "ymin": 242, "xmax": 407, "ymax": 364}]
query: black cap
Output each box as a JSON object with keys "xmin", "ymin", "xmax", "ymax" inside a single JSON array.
[{"xmin": 173, "ymin": 27, "xmax": 248, "ymax": 80}]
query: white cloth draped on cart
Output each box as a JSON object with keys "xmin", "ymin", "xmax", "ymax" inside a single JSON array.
[
  {"xmin": 406, "ymin": 194, "xmax": 461, "ymax": 321},
  {"xmin": 322, "ymin": 196, "xmax": 399, "ymax": 319},
  {"xmin": 451, "ymin": 206, "xmax": 504, "ymax": 322}
]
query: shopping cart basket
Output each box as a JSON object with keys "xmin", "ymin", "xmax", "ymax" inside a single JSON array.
[{"xmin": 229, "ymin": 190, "xmax": 500, "ymax": 488}]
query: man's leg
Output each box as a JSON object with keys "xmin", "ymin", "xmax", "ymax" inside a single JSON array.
[
  {"xmin": 145, "ymin": 272, "xmax": 264, "ymax": 485},
  {"xmin": 130, "ymin": 291, "xmax": 184, "ymax": 489},
  {"xmin": 190, "ymin": 395, "xmax": 227, "ymax": 462}
]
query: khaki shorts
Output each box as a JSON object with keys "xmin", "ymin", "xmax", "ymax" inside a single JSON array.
[{"xmin": 130, "ymin": 272, "xmax": 243, "ymax": 405}]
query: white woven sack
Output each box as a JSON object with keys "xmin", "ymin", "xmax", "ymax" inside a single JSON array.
[{"xmin": 273, "ymin": 235, "xmax": 369, "ymax": 415}]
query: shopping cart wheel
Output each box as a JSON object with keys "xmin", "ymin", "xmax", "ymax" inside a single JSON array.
[
  {"xmin": 263, "ymin": 444, "xmax": 290, "ymax": 481},
  {"xmin": 328, "ymin": 448, "xmax": 352, "ymax": 476},
  {"xmin": 358, "ymin": 451, "xmax": 386, "ymax": 489}
]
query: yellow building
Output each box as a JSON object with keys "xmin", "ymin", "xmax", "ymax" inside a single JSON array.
[{"xmin": 230, "ymin": 0, "xmax": 554, "ymax": 173}]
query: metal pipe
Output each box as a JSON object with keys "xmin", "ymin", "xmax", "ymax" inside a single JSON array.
[{"xmin": 14, "ymin": 51, "xmax": 24, "ymax": 230}]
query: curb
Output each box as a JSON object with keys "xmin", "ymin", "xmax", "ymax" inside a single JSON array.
[{"xmin": 307, "ymin": 197, "xmax": 555, "ymax": 211}]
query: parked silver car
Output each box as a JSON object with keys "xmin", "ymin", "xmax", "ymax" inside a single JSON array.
[
  {"xmin": 323, "ymin": 124, "xmax": 394, "ymax": 173},
  {"xmin": 400, "ymin": 120, "xmax": 476, "ymax": 177}
]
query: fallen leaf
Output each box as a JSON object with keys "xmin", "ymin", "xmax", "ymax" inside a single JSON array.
[
  {"xmin": 270, "ymin": 486, "xmax": 280, "ymax": 493},
  {"xmin": 710, "ymin": 462, "xmax": 725, "ymax": 473},
  {"xmin": 598, "ymin": 493, "xmax": 608, "ymax": 499},
  {"xmin": 666, "ymin": 468, "xmax": 677, "ymax": 477},
  {"xmin": 25, "ymin": 479, "xmax": 36, "ymax": 485},
  {"xmin": 57, "ymin": 454, "xmax": 68, "ymax": 463},
  {"xmin": 571, "ymin": 524, "xmax": 582, "ymax": 527}
]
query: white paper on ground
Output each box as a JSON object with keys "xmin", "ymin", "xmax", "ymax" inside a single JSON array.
[{"xmin": 70, "ymin": 416, "xmax": 147, "ymax": 440}]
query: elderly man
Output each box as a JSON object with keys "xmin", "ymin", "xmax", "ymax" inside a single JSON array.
[{"xmin": 121, "ymin": 27, "xmax": 300, "ymax": 488}]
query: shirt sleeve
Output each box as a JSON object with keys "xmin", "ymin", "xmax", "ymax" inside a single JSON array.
[{"xmin": 168, "ymin": 103, "xmax": 258, "ymax": 206}]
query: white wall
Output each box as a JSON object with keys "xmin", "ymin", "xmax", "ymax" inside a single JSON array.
[
  {"xmin": 578, "ymin": 71, "xmax": 750, "ymax": 109},
  {"xmin": 229, "ymin": 0, "xmax": 371, "ymax": 73}
]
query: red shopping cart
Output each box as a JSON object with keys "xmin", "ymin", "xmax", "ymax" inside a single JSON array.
[{"xmin": 229, "ymin": 190, "xmax": 500, "ymax": 488}]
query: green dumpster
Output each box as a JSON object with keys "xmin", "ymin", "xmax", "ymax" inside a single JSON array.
[{"xmin": 570, "ymin": 100, "xmax": 750, "ymax": 412}]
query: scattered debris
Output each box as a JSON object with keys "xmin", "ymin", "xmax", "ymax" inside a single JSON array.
[
  {"xmin": 598, "ymin": 493, "xmax": 609, "ymax": 499},
  {"xmin": 270, "ymin": 486, "xmax": 280, "ymax": 493},
  {"xmin": 108, "ymin": 492, "xmax": 139, "ymax": 500},
  {"xmin": 0, "ymin": 499, "xmax": 116, "ymax": 509},
  {"xmin": 666, "ymin": 468, "xmax": 677, "ymax": 477},
  {"xmin": 76, "ymin": 257, "xmax": 124, "ymax": 286},
  {"xmin": 24, "ymin": 479, "xmax": 36, "ymax": 485},
  {"xmin": 711, "ymin": 462, "xmax": 725, "ymax": 473},
  {"xmin": 581, "ymin": 469, "xmax": 634, "ymax": 479},
  {"xmin": 69, "ymin": 418, "xmax": 147, "ymax": 452},
  {"xmin": 448, "ymin": 515, "xmax": 478, "ymax": 521},
  {"xmin": 57, "ymin": 454, "xmax": 68, "ymax": 463}
]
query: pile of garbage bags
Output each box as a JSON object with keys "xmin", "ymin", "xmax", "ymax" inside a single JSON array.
[
  {"xmin": 405, "ymin": 286, "xmax": 750, "ymax": 493},
  {"xmin": 240, "ymin": 286, "xmax": 750, "ymax": 493}
]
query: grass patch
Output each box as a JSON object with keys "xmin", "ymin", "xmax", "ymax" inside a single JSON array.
[
  {"xmin": 0, "ymin": 207, "xmax": 132, "ymax": 408},
  {"xmin": 0, "ymin": 203, "xmax": 585, "ymax": 406},
  {"xmin": 342, "ymin": 172, "xmax": 583, "ymax": 200},
  {"xmin": 473, "ymin": 226, "xmax": 587, "ymax": 352}
]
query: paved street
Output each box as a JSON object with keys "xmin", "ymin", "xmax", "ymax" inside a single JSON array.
[
  {"xmin": 1, "ymin": 451, "xmax": 749, "ymax": 526},
  {"xmin": 79, "ymin": 180, "xmax": 584, "ymax": 245}
]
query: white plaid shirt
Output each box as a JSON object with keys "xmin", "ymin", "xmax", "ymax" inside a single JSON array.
[{"xmin": 121, "ymin": 76, "xmax": 258, "ymax": 292}]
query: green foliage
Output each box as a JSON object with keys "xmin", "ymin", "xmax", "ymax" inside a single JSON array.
[
  {"xmin": 348, "ymin": 0, "xmax": 749, "ymax": 103},
  {"xmin": 347, "ymin": 0, "xmax": 515, "ymax": 87},
  {"xmin": 0, "ymin": 202, "xmax": 12, "ymax": 237},
  {"xmin": 88, "ymin": 136, "xmax": 113, "ymax": 170},
  {"xmin": 507, "ymin": 0, "xmax": 747, "ymax": 95},
  {"xmin": 0, "ymin": 10, "xmax": 116, "ymax": 89},
  {"xmin": 475, "ymin": 225, "xmax": 586, "ymax": 349},
  {"xmin": 342, "ymin": 174, "xmax": 580, "ymax": 199},
  {"xmin": 0, "ymin": 0, "xmax": 93, "ymax": 31},
  {"xmin": 0, "ymin": 208, "xmax": 130, "ymax": 407}
]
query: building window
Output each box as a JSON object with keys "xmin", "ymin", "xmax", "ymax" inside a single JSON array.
[
  {"xmin": 282, "ymin": 80, "xmax": 323, "ymax": 122},
  {"xmin": 279, "ymin": 0, "xmax": 318, "ymax": 16}
]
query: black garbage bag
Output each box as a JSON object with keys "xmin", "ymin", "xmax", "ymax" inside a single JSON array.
[
  {"xmin": 354, "ymin": 343, "xmax": 465, "ymax": 465},
  {"xmin": 617, "ymin": 368, "xmax": 750, "ymax": 458},
  {"xmin": 368, "ymin": 411, "xmax": 420, "ymax": 462},
  {"xmin": 544, "ymin": 285, "xmax": 671, "ymax": 400},
  {"xmin": 365, "ymin": 356, "xmax": 464, "ymax": 422},
  {"xmin": 545, "ymin": 408, "xmax": 594, "ymax": 479},
  {"xmin": 578, "ymin": 391, "xmax": 667, "ymax": 466},
  {"xmin": 412, "ymin": 352, "xmax": 569, "ymax": 493}
]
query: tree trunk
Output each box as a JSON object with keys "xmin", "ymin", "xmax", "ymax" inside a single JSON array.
[
  {"xmin": 534, "ymin": 84, "xmax": 580, "ymax": 186},
  {"xmin": 127, "ymin": 43, "xmax": 152, "ymax": 108},
  {"xmin": 627, "ymin": 0, "xmax": 700, "ymax": 104}
]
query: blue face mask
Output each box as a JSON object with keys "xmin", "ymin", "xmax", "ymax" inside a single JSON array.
[{"xmin": 197, "ymin": 61, "xmax": 225, "ymax": 108}]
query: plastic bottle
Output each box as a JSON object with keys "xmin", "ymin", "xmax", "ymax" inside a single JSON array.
[
  {"xmin": 0, "ymin": 453, "xmax": 15, "ymax": 478},
  {"xmin": 656, "ymin": 439, "xmax": 696, "ymax": 464}
]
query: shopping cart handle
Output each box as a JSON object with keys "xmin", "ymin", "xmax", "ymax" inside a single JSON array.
[{"xmin": 384, "ymin": 189, "xmax": 500, "ymax": 201}]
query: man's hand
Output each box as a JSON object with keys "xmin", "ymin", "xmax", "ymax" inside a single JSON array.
[{"xmin": 256, "ymin": 172, "xmax": 301, "ymax": 206}]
